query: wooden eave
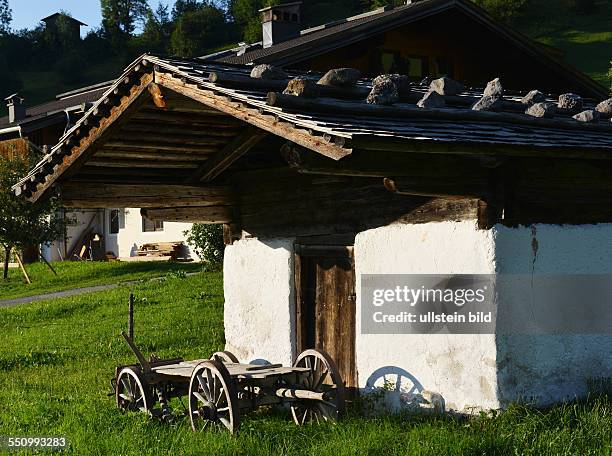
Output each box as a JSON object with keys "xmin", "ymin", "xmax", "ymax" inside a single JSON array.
[{"xmin": 14, "ymin": 57, "xmax": 353, "ymax": 203}]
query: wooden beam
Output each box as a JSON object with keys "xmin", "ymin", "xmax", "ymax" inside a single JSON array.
[
  {"xmin": 86, "ymin": 159, "xmax": 197, "ymax": 169},
  {"xmin": 104, "ymin": 141, "xmax": 224, "ymax": 151},
  {"xmin": 187, "ymin": 127, "xmax": 267, "ymax": 183},
  {"xmin": 59, "ymin": 182, "xmax": 232, "ymax": 209},
  {"xmin": 383, "ymin": 177, "xmax": 486, "ymax": 199},
  {"xmin": 121, "ymin": 123, "xmax": 240, "ymax": 138},
  {"xmin": 148, "ymin": 83, "xmax": 166, "ymax": 108},
  {"xmin": 95, "ymin": 150, "xmax": 213, "ymax": 162},
  {"xmin": 281, "ymin": 143, "xmax": 490, "ymax": 179},
  {"xmin": 141, "ymin": 206, "xmax": 233, "ymax": 223},
  {"xmin": 155, "ymin": 72, "xmax": 352, "ymax": 160}
]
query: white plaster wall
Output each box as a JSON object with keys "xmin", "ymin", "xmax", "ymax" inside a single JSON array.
[
  {"xmin": 355, "ymin": 221, "xmax": 499, "ymax": 412},
  {"xmin": 493, "ymin": 223, "xmax": 612, "ymax": 406},
  {"xmin": 104, "ymin": 208, "xmax": 199, "ymax": 260},
  {"xmin": 43, "ymin": 209, "xmax": 103, "ymax": 262},
  {"xmin": 223, "ymin": 237, "xmax": 295, "ymax": 366}
]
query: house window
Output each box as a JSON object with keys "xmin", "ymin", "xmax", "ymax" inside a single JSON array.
[
  {"xmin": 109, "ymin": 209, "xmax": 120, "ymax": 234},
  {"xmin": 142, "ymin": 216, "xmax": 164, "ymax": 233}
]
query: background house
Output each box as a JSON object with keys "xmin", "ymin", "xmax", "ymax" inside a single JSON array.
[
  {"xmin": 41, "ymin": 13, "xmax": 87, "ymax": 44},
  {"xmin": 211, "ymin": 0, "xmax": 607, "ymax": 98}
]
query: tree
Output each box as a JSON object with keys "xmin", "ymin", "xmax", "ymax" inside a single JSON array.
[
  {"xmin": 0, "ymin": 146, "xmax": 66, "ymax": 280},
  {"xmin": 230, "ymin": 0, "xmax": 266, "ymax": 42},
  {"xmin": 172, "ymin": 0, "xmax": 202, "ymax": 21},
  {"xmin": 44, "ymin": 11, "xmax": 80, "ymax": 52},
  {"xmin": 133, "ymin": 3, "xmax": 172, "ymax": 53},
  {"xmin": 170, "ymin": 5, "xmax": 227, "ymax": 57},
  {"xmin": 183, "ymin": 224, "xmax": 224, "ymax": 265},
  {"xmin": 101, "ymin": 0, "xmax": 148, "ymax": 45},
  {"xmin": 0, "ymin": 0, "xmax": 11, "ymax": 35}
]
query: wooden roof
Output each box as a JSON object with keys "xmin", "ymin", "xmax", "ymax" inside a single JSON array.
[
  {"xmin": 13, "ymin": 54, "xmax": 612, "ymax": 206},
  {"xmin": 41, "ymin": 13, "xmax": 87, "ymax": 27}
]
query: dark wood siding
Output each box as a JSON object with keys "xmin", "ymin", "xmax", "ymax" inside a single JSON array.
[{"xmin": 295, "ymin": 245, "xmax": 357, "ymax": 392}]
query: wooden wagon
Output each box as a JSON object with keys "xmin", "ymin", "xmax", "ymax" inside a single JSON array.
[{"xmin": 113, "ymin": 333, "xmax": 345, "ymax": 433}]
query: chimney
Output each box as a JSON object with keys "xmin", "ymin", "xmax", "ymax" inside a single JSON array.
[
  {"xmin": 5, "ymin": 93, "xmax": 26, "ymax": 124},
  {"xmin": 260, "ymin": 2, "xmax": 302, "ymax": 49}
]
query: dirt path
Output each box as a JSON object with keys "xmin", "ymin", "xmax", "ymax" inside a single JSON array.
[
  {"xmin": 0, "ymin": 283, "xmax": 123, "ymax": 308},
  {"xmin": 0, "ymin": 272, "xmax": 201, "ymax": 308}
]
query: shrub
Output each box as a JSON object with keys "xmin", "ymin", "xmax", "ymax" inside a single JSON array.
[{"xmin": 183, "ymin": 224, "xmax": 224, "ymax": 265}]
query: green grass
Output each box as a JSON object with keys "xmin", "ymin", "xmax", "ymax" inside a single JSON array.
[
  {"xmin": 515, "ymin": 0, "xmax": 612, "ymax": 89},
  {"xmin": 0, "ymin": 260, "xmax": 203, "ymax": 301},
  {"xmin": 1, "ymin": 270, "xmax": 611, "ymax": 455}
]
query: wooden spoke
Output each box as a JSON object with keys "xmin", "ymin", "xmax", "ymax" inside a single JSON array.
[
  {"xmin": 290, "ymin": 349, "xmax": 345, "ymax": 426},
  {"xmin": 189, "ymin": 360, "xmax": 240, "ymax": 434},
  {"xmin": 197, "ymin": 374, "xmax": 212, "ymax": 401},
  {"xmin": 115, "ymin": 367, "xmax": 151, "ymax": 414}
]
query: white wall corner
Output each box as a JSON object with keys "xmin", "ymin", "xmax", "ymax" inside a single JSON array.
[{"xmin": 223, "ymin": 237, "xmax": 296, "ymax": 366}]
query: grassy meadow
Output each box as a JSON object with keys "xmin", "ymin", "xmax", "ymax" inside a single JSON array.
[
  {"xmin": 515, "ymin": 0, "xmax": 612, "ymax": 88},
  {"xmin": 1, "ymin": 270, "xmax": 612, "ymax": 455}
]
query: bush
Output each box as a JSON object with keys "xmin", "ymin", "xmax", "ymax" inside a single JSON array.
[{"xmin": 183, "ymin": 224, "xmax": 224, "ymax": 265}]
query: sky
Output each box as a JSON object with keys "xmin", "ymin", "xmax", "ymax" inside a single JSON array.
[{"xmin": 8, "ymin": 0, "xmax": 177, "ymax": 34}]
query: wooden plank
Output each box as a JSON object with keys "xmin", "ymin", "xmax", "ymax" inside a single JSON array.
[
  {"xmin": 141, "ymin": 206, "xmax": 233, "ymax": 223},
  {"xmin": 59, "ymin": 182, "xmax": 233, "ymax": 208},
  {"xmin": 121, "ymin": 123, "xmax": 241, "ymax": 138},
  {"xmin": 103, "ymin": 141, "xmax": 223, "ymax": 152},
  {"xmin": 95, "ymin": 150, "xmax": 214, "ymax": 162},
  {"xmin": 86, "ymin": 159, "xmax": 197, "ymax": 169},
  {"xmin": 187, "ymin": 127, "xmax": 267, "ymax": 183}
]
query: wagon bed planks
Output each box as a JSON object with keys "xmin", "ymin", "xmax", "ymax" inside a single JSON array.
[{"xmin": 151, "ymin": 360, "xmax": 310, "ymax": 379}]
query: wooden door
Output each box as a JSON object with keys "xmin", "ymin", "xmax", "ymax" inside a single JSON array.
[{"xmin": 295, "ymin": 245, "xmax": 357, "ymax": 391}]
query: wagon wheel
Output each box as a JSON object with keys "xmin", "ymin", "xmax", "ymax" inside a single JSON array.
[
  {"xmin": 189, "ymin": 360, "xmax": 240, "ymax": 434},
  {"xmin": 210, "ymin": 350, "xmax": 239, "ymax": 363},
  {"xmin": 116, "ymin": 367, "xmax": 152, "ymax": 413},
  {"xmin": 291, "ymin": 349, "xmax": 345, "ymax": 425}
]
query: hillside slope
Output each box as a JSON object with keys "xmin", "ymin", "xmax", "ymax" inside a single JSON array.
[{"xmin": 515, "ymin": 0, "xmax": 611, "ymax": 89}]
